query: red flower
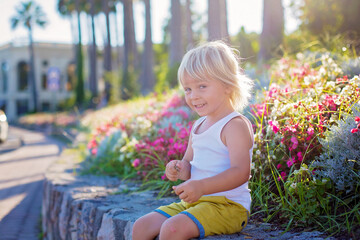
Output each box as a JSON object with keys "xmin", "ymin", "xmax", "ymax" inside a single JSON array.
[{"xmin": 351, "ymin": 128, "xmax": 358, "ymax": 133}]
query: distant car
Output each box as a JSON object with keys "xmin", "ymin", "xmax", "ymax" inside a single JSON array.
[{"xmin": 0, "ymin": 110, "xmax": 8, "ymax": 143}]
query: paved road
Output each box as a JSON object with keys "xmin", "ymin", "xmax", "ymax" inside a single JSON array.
[{"xmin": 0, "ymin": 126, "xmax": 65, "ymax": 240}]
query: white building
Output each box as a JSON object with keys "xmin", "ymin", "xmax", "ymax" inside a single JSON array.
[{"xmin": 0, "ymin": 41, "xmax": 104, "ymax": 121}]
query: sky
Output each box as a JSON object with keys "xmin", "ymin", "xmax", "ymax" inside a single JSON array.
[{"xmin": 0, "ymin": 0, "xmax": 299, "ymax": 47}]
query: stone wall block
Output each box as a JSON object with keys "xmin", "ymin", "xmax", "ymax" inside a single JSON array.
[
  {"xmin": 59, "ymin": 191, "xmax": 73, "ymax": 240},
  {"xmin": 69, "ymin": 199, "xmax": 83, "ymax": 240},
  {"xmin": 97, "ymin": 211, "xmax": 116, "ymax": 240}
]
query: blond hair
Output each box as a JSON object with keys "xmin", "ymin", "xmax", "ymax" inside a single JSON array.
[{"xmin": 178, "ymin": 41, "xmax": 253, "ymax": 111}]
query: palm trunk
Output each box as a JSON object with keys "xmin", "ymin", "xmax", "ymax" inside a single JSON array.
[
  {"xmin": 207, "ymin": 0, "xmax": 229, "ymax": 42},
  {"xmin": 258, "ymin": 0, "xmax": 284, "ymax": 63},
  {"xmin": 122, "ymin": 0, "xmax": 138, "ymax": 99},
  {"xmin": 28, "ymin": 26, "xmax": 38, "ymax": 112},
  {"xmin": 75, "ymin": 0, "xmax": 84, "ymax": 104},
  {"xmin": 103, "ymin": 0, "xmax": 112, "ymax": 72},
  {"xmin": 169, "ymin": 0, "xmax": 183, "ymax": 67},
  {"xmin": 89, "ymin": 0, "xmax": 98, "ymax": 100},
  {"xmin": 185, "ymin": 0, "xmax": 194, "ymax": 49},
  {"xmin": 139, "ymin": 0, "xmax": 155, "ymax": 94}
]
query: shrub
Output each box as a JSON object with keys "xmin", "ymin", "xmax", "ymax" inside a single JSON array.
[{"xmin": 313, "ymin": 104, "xmax": 360, "ymax": 193}]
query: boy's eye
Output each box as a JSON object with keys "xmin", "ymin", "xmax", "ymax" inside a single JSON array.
[
  {"xmin": 199, "ymin": 85, "xmax": 206, "ymax": 89},
  {"xmin": 184, "ymin": 88, "xmax": 191, "ymax": 93}
]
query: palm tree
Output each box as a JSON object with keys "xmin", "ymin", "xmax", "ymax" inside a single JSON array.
[
  {"xmin": 11, "ymin": 1, "xmax": 47, "ymax": 112},
  {"xmin": 258, "ymin": 0, "xmax": 284, "ymax": 62}
]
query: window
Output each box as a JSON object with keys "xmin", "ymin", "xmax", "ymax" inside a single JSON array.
[
  {"xmin": 1, "ymin": 62, "xmax": 8, "ymax": 93},
  {"xmin": 41, "ymin": 102, "xmax": 50, "ymax": 112},
  {"xmin": 42, "ymin": 73, "xmax": 47, "ymax": 89},
  {"xmin": 16, "ymin": 99, "xmax": 28, "ymax": 116},
  {"xmin": 0, "ymin": 100, "xmax": 6, "ymax": 112},
  {"xmin": 17, "ymin": 61, "xmax": 29, "ymax": 91}
]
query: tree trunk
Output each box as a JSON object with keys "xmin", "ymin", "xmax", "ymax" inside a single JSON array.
[
  {"xmin": 103, "ymin": 0, "xmax": 112, "ymax": 72},
  {"xmin": 185, "ymin": 0, "xmax": 194, "ymax": 49},
  {"xmin": 169, "ymin": 0, "xmax": 183, "ymax": 67},
  {"xmin": 75, "ymin": 0, "xmax": 84, "ymax": 104},
  {"xmin": 28, "ymin": 26, "xmax": 38, "ymax": 112},
  {"xmin": 114, "ymin": 3, "xmax": 122, "ymax": 68},
  {"xmin": 258, "ymin": 0, "xmax": 284, "ymax": 63},
  {"xmin": 122, "ymin": 0, "xmax": 138, "ymax": 99},
  {"xmin": 207, "ymin": 0, "xmax": 229, "ymax": 42},
  {"xmin": 89, "ymin": 0, "xmax": 98, "ymax": 100},
  {"xmin": 139, "ymin": 0, "xmax": 155, "ymax": 95}
]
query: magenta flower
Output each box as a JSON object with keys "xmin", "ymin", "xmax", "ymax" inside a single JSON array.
[
  {"xmin": 268, "ymin": 120, "xmax": 280, "ymax": 134},
  {"xmin": 91, "ymin": 148, "xmax": 97, "ymax": 156},
  {"xmin": 297, "ymin": 152, "xmax": 303, "ymax": 162},
  {"xmin": 278, "ymin": 172, "xmax": 287, "ymax": 181},
  {"xmin": 132, "ymin": 158, "xmax": 141, "ymax": 168},
  {"xmin": 286, "ymin": 158, "xmax": 295, "ymax": 167},
  {"xmin": 351, "ymin": 128, "xmax": 359, "ymax": 133},
  {"xmin": 355, "ymin": 116, "xmax": 360, "ymax": 123}
]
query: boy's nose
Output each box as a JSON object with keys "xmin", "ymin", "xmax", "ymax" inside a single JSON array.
[{"xmin": 189, "ymin": 91, "xmax": 199, "ymax": 100}]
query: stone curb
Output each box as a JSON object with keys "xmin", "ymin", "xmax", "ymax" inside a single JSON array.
[{"xmin": 42, "ymin": 150, "xmax": 335, "ymax": 240}]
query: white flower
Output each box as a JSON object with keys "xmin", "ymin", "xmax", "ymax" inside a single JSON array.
[
  {"xmin": 304, "ymin": 76, "xmax": 311, "ymax": 86},
  {"xmin": 256, "ymin": 150, "xmax": 261, "ymax": 155},
  {"xmin": 326, "ymin": 81, "xmax": 335, "ymax": 88},
  {"xmin": 290, "ymin": 183, "xmax": 297, "ymax": 189}
]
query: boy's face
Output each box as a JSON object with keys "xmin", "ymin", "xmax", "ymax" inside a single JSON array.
[{"xmin": 181, "ymin": 74, "xmax": 232, "ymax": 118}]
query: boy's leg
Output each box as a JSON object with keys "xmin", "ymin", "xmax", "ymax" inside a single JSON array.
[
  {"xmin": 159, "ymin": 213, "xmax": 199, "ymax": 240},
  {"xmin": 132, "ymin": 212, "xmax": 168, "ymax": 240}
]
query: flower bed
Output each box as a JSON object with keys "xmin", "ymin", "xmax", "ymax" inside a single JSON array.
[{"xmin": 80, "ymin": 54, "xmax": 360, "ymax": 238}]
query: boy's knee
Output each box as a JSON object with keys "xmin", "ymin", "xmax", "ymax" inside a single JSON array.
[{"xmin": 160, "ymin": 220, "xmax": 178, "ymax": 235}]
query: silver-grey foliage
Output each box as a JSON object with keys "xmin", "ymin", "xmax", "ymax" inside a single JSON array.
[{"xmin": 313, "ymin": 104, "xmax": 360, "ymax": 193}]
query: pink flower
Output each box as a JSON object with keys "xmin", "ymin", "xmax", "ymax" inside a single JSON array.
[
  {"xmin": 286, "ymin": 158, "xmax": 295, "ymax": 167},
  {"xmin": 351, "ymin": 128, "xmax": 359, "ymax": 133},
  {"xmin": 91, "ymin": 148, "xmax": 97, "ymax": 156},
  {"xmin": 355, "ymin": 116, "xmax": 360, "ymax": 123},
  {"xmin": 297, "ymin": 152, "xmax": 303, "ymax": 162},
  {"xmin": 290, "ymin": 136, "xmax": 298, "ymax": 150},
  {"xmin": 307, "ymin": 127, "xmax": 314, "ymax": 136},
  {"xmin": 161, "ymin": 174, "xmax": 167, "ymax": 180},
  {"xmin": 276, "ymin": 164, "xmax": 282, "ymax": 169},
  {"xmin": 132, "ymin": 158, "xmax": 141, "ymax": 168},
  {"xmin": 268, "ymin": 120, "xmax": 280, "ymax": 134},
  {"xmin": 278, "ymin": 172, "xmax": 287, "ymax": 181}
]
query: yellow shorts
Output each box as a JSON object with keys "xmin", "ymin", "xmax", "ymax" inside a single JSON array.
[{"xmin": 154, "ymin": 196, "xmax": 249, "ymax": 238}]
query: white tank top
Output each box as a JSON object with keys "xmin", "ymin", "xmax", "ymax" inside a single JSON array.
[{"xmin": 190, "ymin": 111, "xmax": 254, "ymax": 212}]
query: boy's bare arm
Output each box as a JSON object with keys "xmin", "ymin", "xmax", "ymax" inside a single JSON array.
[{"xmin": 174, "ymin": 118, "xmax": 252, "ymax": 203}]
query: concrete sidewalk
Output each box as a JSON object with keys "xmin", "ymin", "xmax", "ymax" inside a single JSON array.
[{"xmin": 0, "ymin": 126, "xmax": 65, "ymax": 240}]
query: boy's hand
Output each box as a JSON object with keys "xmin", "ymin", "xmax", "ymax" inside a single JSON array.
[
  {"xmin": 165, "ymin": 160, "xmax": 182, "ymax": 181},
  {"xmin": 173, "ymin": 180, "xmax": 203, "ymax": 203}
]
